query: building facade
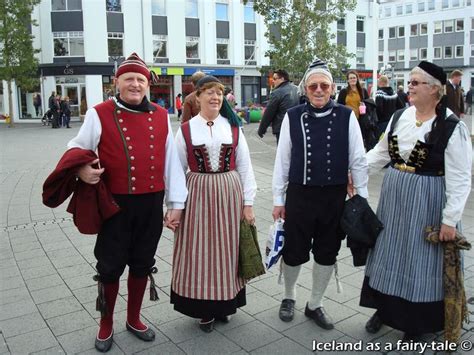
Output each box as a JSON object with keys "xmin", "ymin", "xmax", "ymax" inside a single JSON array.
[
  {"xmin": 1, "ymin": 0, "xmax": 270, "ymax": 123},
  {"xmin": 377, "ymin": 0, "xmax": 473, "ymax": 91}
]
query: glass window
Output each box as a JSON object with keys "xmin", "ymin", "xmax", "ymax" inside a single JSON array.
[
  {"xmin": 216, "ymin": 38, "xmax": 228, "ymax": 61},
  {"xmin": 53, "ymin": 31, "xmax": 84, "ymax": 57},
  {"xmin": 397, "ymin": 49, "xmax": 405, "ymax": 61},
  {"xmin": 410, "ymin": 24, "xmax": 418, "ymax": 36},
  {"xmin": 244, "ymin": 39, "xmax": 256, "ymax": 62},
  {"xmin": 378, "ymin": 51, "xmax": 384, "ymax": 62},
  {"xmin": 420, "ymin": 23, "xmax": 427, "ymax": 35},
  {"xmin": 337, "ymin": 18, "xmax": 345, "ymax": 31},
  {"xmin": 398, "ymin": 26, "xmax": 405, "ymax": 37},
  {"xmin": 356, "ymin": 47, "xmax": 364, "ymax": 65},
  {"xmin": 410, "ymin": 48, "xmax": 418, "ymax": 60},
  {"xmin": 405, "ymin": 4, "xmax": 412, "ymax": 14},
  {"xmin": 455, "ymin": 45, "xmax": 463, "ymax": 57},
  {"xmin": 153, "ymin": 35, "xmax": 167, "ymax": 60},
  {"xmin": 378, "ymin": 29, "xmax": 383, "ymax": 39},
  {"xmin": 452, "ymin": 0, "xmax": 460, "ymax": 6},
  {"xmin": 216, "ymin": 3, "xmax": 228, "ymax": 21},
  {"xmin": 388, "ymin": 50, "xmax": 396, "ymax": 62},
  {"xmin": 444, "ymin": 46, "xmax": 453, "ymax": 59},
  {"xmin": 384, "ymin": 6, "xmax": 391, "ymax": 17},
  {"xmin": 186, "ymin": 36, "xmax": 199, "ymax": 58},
  {"xmin": 419, "ymin": 48, "xmax": 427, "ymax": 59},
  {"xmin": 444, "ymin": 20, "xmax": 454, "ymax": 32},
  {"xmin": 106, "ymin": 0, "xmax": 121, "ymax": 12},
  {"xmin": 472, "ymin": 18, "xmax": 474, "ymax": 30},
  {"xmin": 244, "ymin": 3, "xmax": 255, "ymax": 23},
  {"xmin": 427, "ymin": 0, "xmax": 435, "ymax": 10},
  {"xmin": 389, "ymin": 27, "xmax": 396, "ymax": 38},
  {"xmin": 434, "ymin": 47, "xmax": 442, "ymax": 59},
  {"xmin": 396, "ymin": 5, "xmax": 403, "ymax": 15},
  {"xmin": 456, "ymin": 19, "xmax": 464, "ymax": 31},
  {"xmin": 418, "ymin": 1, "xmax": 425, "ymax": 11},
  {"xmin": 52, "ymin": 0, "xmax": 81, "ymax": 11},
  {"xmin": 185, "ymin": 0, "xmax": 198, "ymax": 18},
  {"xmin": 108, "ymin": 32, "xmax": 123, "ymax": 57},
  {"xmin": 151, "ymin": 0, "xmax": 166, "ymax": 15},
  {"xmin": 442, "ymin": 0, "xmax": 449, "ymax": 8},
  {"xmin": 471, "ymin": 44, "xmax": 474, "ymax": 57},
  {"xmin": 434, "ymin": 21, "xmax": 442, "ymax": 33},
  {"xmin": 356, "ymin": 16, "xmax": 364, "ymax": 32}
]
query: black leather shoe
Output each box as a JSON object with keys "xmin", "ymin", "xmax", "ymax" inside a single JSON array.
[
  {"xmin": 365, "ymin": 312, "xmax": 383, "ymax": 333},
  {"xmin": 304, "ymin": 304, "xmax": 334, "ymax": 330},
  {"xmin": 215, "ymin": 315, "xmax": 231, "ymax": 323},
  {"xmin": 126, "ymin": 322, "xmax": 155, "ymax": 341},
  {"xmin": 95, "ymin": 330, "xmax": 113, "ymax": 352},
  {"xmin": 199, "ymin": 318, "xmax": 215, "ymax": 333},
  {"xmin": 279, "ymin": 299, "xmax": 295, "ymax": 322}
]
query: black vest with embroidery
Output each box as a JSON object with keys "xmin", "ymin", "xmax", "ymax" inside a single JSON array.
[
  {"xmin": 288, "ymin": 101, "xmax": 351, "ymax": 186},
  {"xmin": 388, "ymin": 108, "xmax": 459, "ymax": 176}
]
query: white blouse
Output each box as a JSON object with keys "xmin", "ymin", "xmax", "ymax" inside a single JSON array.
[
  {"xmin": 174, "ymin": 114, "xmax": 257, "ymax": 205},
  {"xmin": 367, "ymin": 106, "xmax": 472, "ymax": 227}
]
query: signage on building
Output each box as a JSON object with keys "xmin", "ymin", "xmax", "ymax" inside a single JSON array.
[{"xmin": 184, "ymin": 68, "xmax": 235, "ymax": 76}]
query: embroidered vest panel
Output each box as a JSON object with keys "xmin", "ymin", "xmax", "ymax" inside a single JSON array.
[
  {"xmin": 388, "ymin": 110, "xmax": 459, "ymax": 176},
  {"xmin": 288, "ymin": 103, "xmax": 350, "ymax": 186},
  {"xmin": 181, "ymin": 121, "xmax": 239, "ymax": 173},
  {"xmin": 95, "ymin": 100, "xmax": 168, "ymax": 194}
]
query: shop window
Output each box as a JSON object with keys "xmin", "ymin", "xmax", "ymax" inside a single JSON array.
[
  {"xmin": 186, "ymin": 36, "xmax": 199, "ymax": 59},
  {"xmin": 444, "ymin": 46, "xmax": 453, "ymax": 59},
  {"xmin": 53, "ymin": 31, "xmax": 84, "ymax": 57},
  {"xmin": 433, "ymin": 47, "xmax": 442, "ymax": 59},
  {"xmin": 52, "ymin": 0, "xmax": 81, "ymax": 11},
  {"xmin": 185, "ymin": 0, "xmax": 198, "ymax": 18},
  {"xmin": 216, "ymin": 2, "xmax": 228, "ymax": 21},
  {"xmin": 150, "ymin": 76, "xmax": 172, "ymax": 112},
  {"xmin": 455, "ymin": 45, "xmax": 463, "ymax": 58},
  {"xmin": 152, "ymin": 0, "xmax": 166, "ymax": 15},
  {"xmin": 106, "ymin": 0, "xmax": 121, "ymax": 12},
  {"xmin": 410, "ymin": 48, "xmax": 418, "ymax": 60},
  {"xmin": 108, "ymin": 32, "xmax": 123, "ymax": 57},
  {"xmin": 217, "ymin": 38, "xmax": 229, "ymax": 64},
  {"xmin": 456, "ymin": 19, "xmax": 464, "ymax": 32},
  {"xmin": 244, "ymin": 40, "xmax": 256, "ymax": 65},
  {"xmin": 419, "ymin": 48, "xmax": 427, "ymax": 60},
  {"xmin": 153, "ymin": 35, "xmax": 167, "ymax": 61},
  {"xmin": 244, "ymin": 2, "xmax": 255, "ymax": 23},
  {"xmin": 434, "ymin": 21, "xmax": 442, "ymax": 34}
]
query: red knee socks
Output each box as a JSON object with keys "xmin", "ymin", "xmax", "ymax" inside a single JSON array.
[
  {"xmin": 127, "ymin": 274, "xmax": 148, "ymax": 331},
  {"xmin": 97, "ymin": 281, "xmax": 119, "ymax": 340}
]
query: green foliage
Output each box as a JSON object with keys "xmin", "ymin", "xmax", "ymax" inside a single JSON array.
[
  {"xmin": 0, "ymin": 0, "xmax": 41, "ymax": 91},
  {"xmin": 245, "ymin": 0, "xmax": 356, "ymax": 82}
]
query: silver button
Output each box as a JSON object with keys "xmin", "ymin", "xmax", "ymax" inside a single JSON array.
[
  {"xmin": 150, "ymin": 145, "xmax": 154, "ymax": 149},
  {"xmin": 327, "ymin": 136, "xmax": 331, "ymax": 140},
  {"xmin": 307, "ymin": 144, "xmax": 311, "ymax": 148},
  {"xmin": 326, "ymin": 152, "xmax": 330, "ymax": 156},
  {"xmin": 149, "ymin": 126, "xmax": 153, "ymax": 130},
  {"xmin": 307, "ymin": 168, "xmax": 311, "ymax": 173},
  {"xmin": 122, "ymin": 127, "xmax": 127, "ymax": 132},
  {"xmin": 150, "ymin": 166, "xmax": 155, "ymax": 170},
  {"xmin": 327, "ymin": 144, "xmax": 331, "ymax": 148},
  {"xmin": 150, "ymin": 135, "xmax": 155, "ymax": 139},
  {"xmin": 116, "ymin": 110, "xmax": 121, "ymax": 114},
  {"xmin": 307, "ymin": 160, "xmax": 311, "ymax": 164},
  {"xmin": 332, "ymin": 113, "xmax": 336, "ymax": 117},
  {"xmin": 149, "ymin": 111, "xmax": 153, "ymax": 114},
  {"xmin": 306, "ymin": 129, "xmax": 310, "ymax": 133},
  {"xmin": 307, "ymin": 177, "xmax": 311, "ymax": 181},
  {"xmin": 150, "ymin": 176, "xmax": 155, "ymax": 180},
  {"xmin": 327, "ymin": 168, "xmax": 331, "ymax": 172},
  {"xmin": 119, "ymin": 119, "xmax": 123, "ymax": 123},
  {"xmin": 130, "ymin": 156, "xmax": 135, "ymax": 160},
  {"xmin": 149, "ymin": 185, "xmax": 154, "ymax": 189},
  {"xmin": 304, "ymin": 114, "xmax": 308, "ymax": 118},
  {"xmin": 328, "ymin": 128, "xmax": 332, "ymax": 132},
  {"xmin": 150, "ymin": 156, "xmax": 155, "ymax": 160},
  {"xmin": 131, "ymin": 177, "xmax": 136, "ymax": 182},
  {"xmin": 328, "ymin": 177, "xmax": 332, "ymax": 180},
  {"xmin": 148, "ymin": 117, "xmax": 152, "ymax": 122},
  {"xmin": 329, "ymin": 121, "xmax": 333, "ymax": 124},
  {"xmin": 308, "ymin": 152, "xmax": 312, "ymax": 156},
  {"xmin": 132, "ymin": 186, "xmax": 136, "ymax": 191},
  {"xmin": 128, "ymin": 146, "xmax": 133, "ymax": 150},
  {"xmin": 126, "ymin": 136, "xmax": 130, "ymax": 141},
  {"xmin": 305, "ymin": 123, "xmax": 308, "ymax": 127},
  {"xmin": 307, "ymin": 136, "xmax": 311, "ymax": 140},
  {"xmin": 131, "ymin": 166, "xmax": 135, "ymax": 171},
  {"xmin": 327, "ymin": 160, "xmax": 331, "ymax": 164}
]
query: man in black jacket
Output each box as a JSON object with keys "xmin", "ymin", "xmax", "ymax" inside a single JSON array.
[
  {"xmin": 375, "ymin": 75, "xmax": 404, "ymax": 136},
  {"xmin": 258, "ymin": 69, "xmax": 299, "ymax": 143}
]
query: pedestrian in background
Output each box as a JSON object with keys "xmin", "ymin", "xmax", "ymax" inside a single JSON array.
[
  {"xmin": 446, "ymin": 69, "xmax": 464, "ymax": 118},
  {"xmin": 337, "ymin": 70, "xmax": 369, "ymax": 120},
  {"xmin": 33, "ymin": 92, "xmax": 42, "ymax": 117},
  {"xmin": 61, "ymin": 96, "xmax": 71, "ymax": 128},
  {"xmin": 465, "ymin": 87, "xmax": 472, "ymax": 115},
  {"xmin": 397, "ymin": 85, "xmax": 409, "ymax": 107},
  {"xmin": 175, "ymin": 93, "xmax": 182, "ymax": 121},
  {"xmin": 182, "ymin": 71, "xmax": 206, "ymax": 123},
  {"xmin": 360, "ymin": 61, "xmax": 472, "ymax": 342},
  {"xmin": 375, "ymin": 75, "xmax": 404, "ymax": 136}
]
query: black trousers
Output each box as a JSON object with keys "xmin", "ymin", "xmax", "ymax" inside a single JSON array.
[
  {"xmin": 282, "ymin": 183, "xmax": 347, "ymax": 266},
  {"xmin": 94, "ymin": 191, "xmax": 164, "ymax": 283}
]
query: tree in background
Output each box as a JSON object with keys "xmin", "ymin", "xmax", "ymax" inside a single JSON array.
[
  {"xmin": 247, "ymin": 0, "xmax": 356, "ymax": 83},
  {"xmin": 0, "ymin": 0, "xmax": 41, "ymax": 127}
]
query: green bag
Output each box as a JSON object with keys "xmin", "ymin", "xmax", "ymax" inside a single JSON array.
[{"xmin": 238, "ymin": 220, "xmax": 266, "ymax": 280}]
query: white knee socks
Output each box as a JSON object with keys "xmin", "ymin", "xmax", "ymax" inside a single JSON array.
[
  {"xmin": 307, "ymin": 262, "xmax": 334, "ymax": 310},
  {"xmin": 282, "ymin": 261, "xmax": 302, "ymax": 300}
]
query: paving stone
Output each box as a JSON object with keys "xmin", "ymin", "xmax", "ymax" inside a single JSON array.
[
  {"xmin": 30, "ymin": 345, "xmax": 66, "ymax": 354},
  {"xmin": 21, "ymin": 263, "xmax": 57, "ymax": 280},
  {"xmin": 63, "ymin": 274, "xmax": 96, "ymax": 290},
  {"xmin": 221, "ymin": 320, "xmax": 282, "ymax": 352},
  {"xmin": 140, "ymin": 301, "xmax": 184, "ymax": 326},
  {"xmin": 11, "ymin": 240, "xmax": 41, "ymax": 253},
  {"xmin": 46, "ymin": 310, "xmax": 96, "ymax": 336},
  {"xmin": 0, "ymin": 311, "xmax": 46, "ymax": 338},
  {"xmin": 112, "ymin": 325, "xmax": 168, "ymax": 354},
  {"xmin": 0, "ymin": 276, "xmax": 24, "ymax": 292},
  {"xmin": 42, "ymin": 240, "xmax": 75, "ymax": 252},
  {"xmin": 50, "ymin": 254, "xmax": 86, "ymax": 269},
  {"xmin": 179, "ymin": 331, "xmax": 241, "ymax": 354},
  {"xmin": 25, "ymin": 273, "xmax": 64, "ymax": 292},
  {"xmin": 5, "ymin": 328, "xmax": 58, "ymax": 354},
  {"xmin": 333, "ymin": 313, "xmax": 391, "ymax": 343},
  {"xmin": 159, "ymin": 317, "xmax": 204, "ymax": 343},
  {"xmin": 56, "ymin": 325, "xmax": 97, "ymax": 354},
  {"xmin": 14, "ymin": 248, "xmax": 46, "ymax": 261},
  {"xmin": 134, "ymin": 341, "xmax": 185, "ymax": 355},
  {"xmin": 242, "ymin": 290, "xmax": 281, "ymax": 316},
  {"xmin": 0, "ymin": 298, "xmax": 37, "ymax": 321},
  {"xmin": 37, "ymin": 296, "xmax": 84, "ymax": 319},
  {"xmin": 17, "ymin": 255, "xmax": 52, "ymax": 271},
  {"xmin": 0, "ymin": 286, "xmax": 31, "ymax": 305},
  {"xmin": 283, "ymin": 321, "xmax": 345, "ymax": 350},
  {"xmin": 213, "ymin": 310, "xmax": 255, "ymax": 332},
  {"xmin": 57, "ymin": 262, "xmax": 95, "ymax": 279},
  {"xmin": 73, "ymin": 285, "xmax": 97, "ymax": 304},
  {"xmin": 253, "ymin": 305, "xmax": 307, "ymax": 332},
  {"xmin": 0, "ymin": 266, "xmax": 20, "ymax": 279},
  {"xmin": 31, "ymin": 284, "xmax": 73, "ymax": 304},
  {"xmin": 250, "ymin": 337, "xmax": 310, "ymax": 354}
]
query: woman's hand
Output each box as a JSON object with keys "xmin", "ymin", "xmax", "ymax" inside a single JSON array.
[
  {"xmin": 439, "ymin": 223, "xmax": 456, "ymax": 242},
  {"xmin": 242, "ymin": 206, "xmax": 255, "ymax": 225},
  {"xmin": 164, "ymin": 209, "xmax": 182, "ymax": 232}
]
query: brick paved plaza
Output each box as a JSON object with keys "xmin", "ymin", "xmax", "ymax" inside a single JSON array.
[{"xmin": 0, "ymin": 120, "xmax": 473, "ymax": 354}]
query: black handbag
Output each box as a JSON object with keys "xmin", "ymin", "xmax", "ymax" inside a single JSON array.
[{"xmin": 340, "ymin": 195, "xmax": 383, "ymax": 247}]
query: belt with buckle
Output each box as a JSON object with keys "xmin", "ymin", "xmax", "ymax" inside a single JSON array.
[{"xmin": 393, "ymin": 163, "xmax": 416, "ymax": 174}]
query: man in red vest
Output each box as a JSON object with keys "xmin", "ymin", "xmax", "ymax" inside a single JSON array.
[{"xmin": 68, "ymin": 52, "xmax": 187, "ymax": 352}]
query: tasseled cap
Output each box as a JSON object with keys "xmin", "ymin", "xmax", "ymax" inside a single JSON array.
[
  {"xmin": 417, "ymin": 61, "xmax": 447, "ymax": 85},
  {"xmin": 298, "ymin": 57, "xmax": 333, "ymax": 97},
  {"xmin": 115, "ymin": 52, "xmax": 158, "ymax": 83}
]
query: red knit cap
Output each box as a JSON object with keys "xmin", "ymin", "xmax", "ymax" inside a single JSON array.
[{"xmin": 115, "ymin": 52, "xmax": 151, "ymax": 80}]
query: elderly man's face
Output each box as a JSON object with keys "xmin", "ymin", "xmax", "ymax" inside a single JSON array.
[
  {"xmin": 305, "ymin": 74, "xmax": 334, "ymax": 108},
  {"xmin": 115, "ymin": 72, "xmax": 149, "ymax": 105}
]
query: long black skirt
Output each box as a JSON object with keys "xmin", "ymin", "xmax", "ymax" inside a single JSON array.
[
  {"xmin": 360, "ymin": 276, "xmax": 444, "ymax": 334},
  {"xmin": 170, "ymin": 288, "xmax": 246, "ymax": 319}
]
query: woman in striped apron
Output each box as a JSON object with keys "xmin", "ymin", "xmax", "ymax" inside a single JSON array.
[
  {"xmin": 359, "ymin": 61, "xmax": 472, "ymax": 340},
  {"xmin": 170, "ymin": 76, "xmax": 257, "ymax": 332}
]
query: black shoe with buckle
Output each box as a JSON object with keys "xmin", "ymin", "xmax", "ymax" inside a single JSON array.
[
  {"xmin": 304, "ymin": 304, "xmax": 334, "ymax": 330},
  {"xmin": 365, "ymin": 312, "xmax": 383, "ymax": 334},
  {"xmin": 279, "ymin": 299, "xmax": 295, "ymax": 322},
  {"xmin": 199, "ymin": 318, "xmax": 215, "ymax": 333},
  {"xmin": 95, "ymin": 330, "xmax": 114, "ymax": 352},
  {"xmin": 126, "ymin": 322, "xmax": 155, "ymax": 341}
]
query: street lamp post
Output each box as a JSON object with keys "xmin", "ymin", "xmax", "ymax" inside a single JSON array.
[{"xmin": 372, "ymin": 0, "xmax": 380, "ymax": 99}]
